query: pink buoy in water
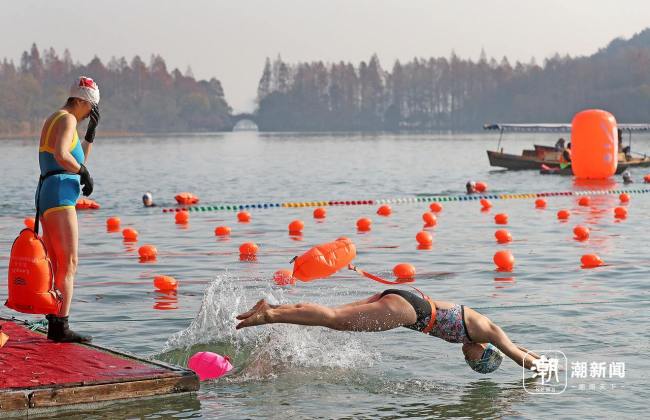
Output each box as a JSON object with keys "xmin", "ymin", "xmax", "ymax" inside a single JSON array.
[{"xmin": 188, "ymin": 351, "xmax": 233, "ymax": 381}]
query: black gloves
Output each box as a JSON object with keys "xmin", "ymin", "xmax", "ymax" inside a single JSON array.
[
  {"xmin": 78, "ymin": 163, "xmax": 94, "ymax": 196},
  {"xmin": 84, "ymin": 105, "xmax": 100, "ymax": 143}
]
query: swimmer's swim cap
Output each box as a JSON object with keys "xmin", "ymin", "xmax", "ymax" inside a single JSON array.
[
  {"xmin": 142, "ymin": 192, "xmax": 153, "ymax": 202},
  {"xmin": 70, "ymin": 76, "xmax": 100, "ymax": 105},
  {"xmin": 465, "ymin": 343, "xmax": 503, "ymax": 374}
]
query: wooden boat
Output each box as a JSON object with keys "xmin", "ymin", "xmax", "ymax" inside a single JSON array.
[{"xmin": 0, "ymin": 317, "xmax": 199, "ymax": 416}]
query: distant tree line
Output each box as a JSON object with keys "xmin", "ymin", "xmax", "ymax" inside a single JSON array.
[
  {"xmin": 0, "ymin": 43, "xmax": 232, "ymax": 135},
  {"xmin": 255, "ymin": 29, "xmax": 650, "ymax": 131}
]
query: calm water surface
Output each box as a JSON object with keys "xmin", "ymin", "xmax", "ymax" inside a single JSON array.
[{"xmin": 1, "ymin": 132, "xmax": 649, "ymax": 419}]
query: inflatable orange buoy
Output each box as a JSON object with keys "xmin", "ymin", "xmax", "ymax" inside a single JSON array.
[
  {"xmin": 557, "ymin": 210, "xmax": 570, "ymax": 220},
  {"xmin": 571, "ymin": 109, "xmax": 618, "ymax": 179},
  {"xmin": 480, "ymin": 199, "xmax": 492, "ymax": 210},
  {"xmin": 619, "ymin": 193, "xmax": 630, "ymax": 203},
  {"xmin": 573, "ymin": 226, "xmax": 590, "ymax": 241},
  {"xmin": 237, "ymin": 211, "xmax": 251, "ymax": 223},
  {"xmin": 175, "ymin": 211, "xmax": 189, "ymax": 224},
  {"xmin": 644, "ymin": 174, "xmax": 650, "ymax": 183},
  {"xmin": 154, "ymin": 275, "xmax": 178, "ymax": 291},
  {"xmin": 75, "ymin": 198, "xmax": 100, "ymax": 210},
  {"xmin": 288, "ymin": 220, "xmax": 305, "ymax": 234},
  {"xmin": 429, "ymin": 202, "xmax": 443, "ymax": 213},
  {"xmin": 422, "ymin": 212, "xmax": 437, "ymax": 227},
  {"xmin": 377, "ymin": 204, "xmax": 392, "ymax": 216},
  {"xmin": 122, "ymin": 228, "xmax": 138, "ymax": 241},
  {"xmin": 614, "ymin": 206, "xmax": 628, "ymax": 219},
  {"xmin": 23, "ymin": 217, "xmax": 35, "ymax": 230},
  {"xmin": 393, "ymin": 263, "xmax": 416, "ymax": 280},
  {"xmin": 175, "ymin": 192, "xmax": 199, "ymax": 205},
  {"xmin": 292, "ymin": 237, "xmax": 356, "ymax": 281},
  {"xmin": 106, "ymin": 217, "xmax": 121, "ymax": 230},
  {"xmin": 578, "ymin": 196, "xmax": 591, "ymax": 207},
  {"xmin": 535, "ymin": 198, "xmax": 547, "ymax": 209},
  {"xmin": 416, "ymin": 231, "xmax": 433, "ymax": 246},
  {"xmin": 313, "ymin": 207, "xmax": 327, "ymax": 219},
  {"xmin": 493, "ymin": 250, "xmax": 514, "ymax": 272},
  {"xmin": 273, "ymin": 269, "xmax": 295, "ymax": 286},
  {"xmin": 138, "ymin": 245, "xmax": 158, "ymax": 260},
  {"xmin": 581, "ymin": 254, "xmax": 604, "ymax": 268},
  {"xmin": 239, "ymin": 242, "xmax": 258, "ymax": 256},
  {"xmin": 6, "ymin": 229, "xmax": 61, "ymax": 314},
  {"xmin": 494, "ymin": 229, "xmax": 512, "ymax": 244},
  {"xmin": 475, "ymin": 181, "xmax": 487, "ymax": 193},
  {"xmin": 215, "ymin": 226, "xmax": 231, "ymax": 236},
  {"xmin": 357, "ymin": 218, "xmax": 372, "ymax": 231},
  {"xmin": 494, "ymin": 213, "xmax": 508, "ymax": 225}
]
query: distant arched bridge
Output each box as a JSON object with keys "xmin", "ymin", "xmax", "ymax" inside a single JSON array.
[{"xmin": 231, "ymin": 113, "xmax": 259, "ymax": 131}]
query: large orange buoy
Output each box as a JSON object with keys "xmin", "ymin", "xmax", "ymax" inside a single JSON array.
[
  {"xmin": 6, "ymin": 229, "xmax": 61, "ymax": 314},
  {"xmin": 288, "ymin": 220, "xmax": 305, "ymax": 234},
  {"xmin": 138, "ymin": 245, "xmax": 158, "ymax": 261},
  {"xmin": 581, "ymin": 254, "xmax": 603, "ymax": 268},
  {"xmin": 122, "ymin": 228, "xmax": 138, "ymax": 241},
  {"xmin": 416, "ymin": 231, "xmax": 433, "ymax": 246},
  {"xmin": 215, "ymin": 226, "xmax": 231, "ymax": 236},
  {"xmin": 619, "ymin": 193, "xmax": 630, "ymax": 203},
  {"xmin": 154, "ymin": 275, "xmax": 178, "ymax": 291},
  {"xmin": 535, "ymin": 198, "xmax": 547, "ymax": 209},
  {"xmin": 578, "ymin": 196, "xmax": 591, "ymax": 207},
  {"xmin": 614, "ymin": 206, "xmax": 628, "ymax": 219},
  {"xmin": 557, "ymin": 209, "xmax": 570, "ymax": 220},
  {"xmin": 175, "ymin": 192, "xmax": 199, "ymax": 205},
  {"xmin": 239, "ymin": 242, "xmax": 258, "ymax": 256},
  {"xmin": 273, "ymin": 269, "xmax": 296, "ymax": 286},
  {"xmin": 475, "ymin": 181, "xmax": 487, "ymax": 193},
  {"xmin": 23, "ymin": 217, "xmax": 35, "ymax": 230},
  {"xmin": 106, "ymin": 217, "xmax": 121, "ymax": 231},
  {"xmin": 313, "ymin": 207, "xmax": 327, "ymax": 219},
  {"xmin": 357, "ymin": 218, "xmax": 372, "ymax": 231},
  {"xmin": 573, "ymin": 225, "xmax": 590, "ymax": 241},
  {"xmin": 644, "ymin": 174, "xmax": 650, "ymax": 183},
  {"xmin": 494, "ymin": 229, "xmax": 512, "ymax": 244},
  {"xmin": 175, "ymin": 210, "xmax": 189, "ymax": 224},
  {"xmin": 429, "ymin": 202, "xmax": 443, "ymax": 213},
  {"xmin": 422, "ymin": 212, "xmax": 437, "ymax": 227},
  {"xmin": 494, "ymin": 213, "xmax": 508, "ymax": 225},
  {"xmin": 237, "ymin": 211, "xmax": 251, "ymax": 223},
  {"xmin": 393, "ymin": 263, "xmax": 416, "ymax": 280},
  {"xmin": 493, "ymin": 250, "xmax": 514, "ymax": 272},
  {"xmin": 75, "ymin": 198, "xmax": 100, "ymax": 210},
  {"xmin": 480, "ymin": 199, "xmax": 492, "ymax": 210},
  {"xmin": 292, "ymin": 237, "xmax": 356, "ymax": 281},
  {"xmin": 571, "ymin": 109, "xmax": 618, "ymax": 179},
  {"xmin": 377, "ymin": 204, "xmax": 392, "ymax": 216}
]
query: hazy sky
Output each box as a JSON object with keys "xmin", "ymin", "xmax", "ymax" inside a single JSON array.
[{"xmin": 2, "ymin": 1, "xmax": 649, "ymax": 111}]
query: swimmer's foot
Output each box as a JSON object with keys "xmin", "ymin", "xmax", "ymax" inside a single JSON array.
[
  {"xmin": 236, "ymin": 299, "xmax": 272, "ymax": 329},
  {"xmin": 46, "ymin": 314, "xmax": 92, "ymax": 343}
]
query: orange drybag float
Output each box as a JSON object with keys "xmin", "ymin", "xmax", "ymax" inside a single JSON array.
[
  {"xmin": 175, "ymin": 192, "xmax": 200, "ymax": 205},
  {"xmin": 6, "ymin": 228, "xmax": 61, "ymax": 314},
  {"xmin": 292, "ymin": 237, "xmax": 357, "ymax": 282},
  {"xmin": 76, "ymin": 198, "xmax": 100, "ymax": 209}
]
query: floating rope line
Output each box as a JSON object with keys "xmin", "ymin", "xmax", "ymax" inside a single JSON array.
[{"xmin": 160, "ymin": 187, "xmax": 650, "ymax": 213}]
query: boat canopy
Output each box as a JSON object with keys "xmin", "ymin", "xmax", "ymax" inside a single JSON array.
[{"xmin": 484, "ymin": 123, "xmax": 650, "ymax": 133}]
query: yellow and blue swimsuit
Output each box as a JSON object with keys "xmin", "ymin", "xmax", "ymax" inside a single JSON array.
[{"xmin": 35, "ymin": 111, "xmax": 84, "ymax": 217}]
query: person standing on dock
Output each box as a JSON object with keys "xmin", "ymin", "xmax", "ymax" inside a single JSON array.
[{"xmin": 35, "ymin": 77, "xmax": 100, "ymax": 342}]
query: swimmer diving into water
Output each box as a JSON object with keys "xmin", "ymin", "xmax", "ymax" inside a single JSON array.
[{"xmin": 236, "ymin": 289, "xmax": 540, "ymax": 374}]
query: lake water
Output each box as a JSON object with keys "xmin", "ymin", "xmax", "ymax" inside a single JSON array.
[{"xmin": 1, "ymin": 132, "xmax": 648, "ymax": 419}]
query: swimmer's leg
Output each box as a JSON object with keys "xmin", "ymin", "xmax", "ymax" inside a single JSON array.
[
  {"xmin": 236, "ymin": 294, "xmax": 416, "ymax": 332},
  {"xmin": 42, "ymin": 208, "xmax": 78, "ymax": 316},
  {"xmin": 463, "ymin": 306, "xmax": 538, "ymax": 370},
  {"xmin": 334, "ymin": 293, "xmax": 383, "ymax": 309}
]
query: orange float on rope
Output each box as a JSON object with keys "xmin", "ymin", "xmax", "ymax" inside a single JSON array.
[
  {"xmin": 581, "ymin": 254, "xmax": 603, "ymax": 268},
  {"xmin": 493, "ymin": 250, "xmax": 514, "ymax": 272},
  {"xmin": 23, "ymin": 217, "xmax": 35, "ymax": 230},
  {"xmin": 416, "ymin": 231, "xmax": 433, "ymax": 246},
  {"xmin": 644, "ymin": 174, "xmax": 650, "ymax": 183},
  {"xmin": 494, "ymin": 213, "xmax": 508, "ymax": 225},
  {"xmin": 154, "ymin": 275, "xmax": 178, "ymax": 291},
  {"xmin": 557, "ymin": 209, "xmax": 571, "ymax": 220},
  {"xmin": 138, "ymin": 245, "xmax": 158, "ymax": 261},
  {"xmin": 292, "ymin": 237, "xmax": 356, "ymax": 282},
  {"xmin": 122, "ymin": 228, "xmax": 139, "ymax": 241},
  {"xmin": 106, "ymin": 217, "xmax": 121, "ymax": 231},
  {"xmin": 313, "ymin": 207, "xmax": 327, "ymax": 219},
  {"xmin": 175, "ymin": 210, "xmax": 189, "ymax": 224},
  {"xmin": 175, "ymin": 192, "xmax": 199, "ymax": 205},
  {"xmin": 6, "ymin": 228, "xmax": 61, "ymax": 315},
  {"xmin": 215, "ymin": 226, "xmax": 231, "ymax": 236},
  {"xmin": 75, "ymin": 198, "xmax": 100, "ymax": 210},
  {"xmin": 422, "ymin": 212, "xmax": 437, "ymax": 227},
  {"xmin": 393, "ymin": 263, "xmax": 416, "ymax": 280},
  {"xmin": 429, "ymin": 202, "xmax": 443, "ymax": 213},
  {"xmin": 614, "ymin": 206, "xmax": 628, "ymax": 219},
  {"xmin": 377, "ymin": 205, "xmax": 392, "ymax": 216},
  {"xmin": 288, "ymin": 219, "xmax": 305, "ymax": 234},
  {"xmin": 535, "ymin": 198, "xmax": 547, "ymax": 209},
  {"xmin": 237, "ymin": 211, "xmax": 251, "ymax": 223},
  {"xmin": 273, "ymin": 269, "xmax": 296, "ymax": 286},
  {"xmin": 357, "ymin": 218, "xmax": 372, "ymax": 231},
  {"xmin": 480, "ymin": 199, "xmax": 492, "ymax": 210},
  {"xmin": 578, "ymin": 196, "xmax": 591, "ymax": 206},
  {"xmin": 573, "ymin": 226, "xmax": 590, "ymax": 241},
  {"xmin": 619, "ymin": 193, "xmax": 630, "ymax": 203},
  {"xmin": 571, "ymin": 109, "xmax": 618, "ymax": 179},
  {"xmin": 494, "ymin": 229, "xmax": 512, "ymax": 244},
  {"xmin": 239, "ymin": 242, "xmax": 258, "ymax": 256},
  {"xmin": 475, "ymin": 181, "xmax": 487, "ymax": 193}
]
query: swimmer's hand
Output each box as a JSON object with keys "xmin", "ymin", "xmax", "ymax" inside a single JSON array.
[
  {"xmin": 78, "ymin": 164, "xmax": 94, "ymax": 196},
  {"xmin": 85, "ymin": 105, "xmax": 100, "ymax": 143}
]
